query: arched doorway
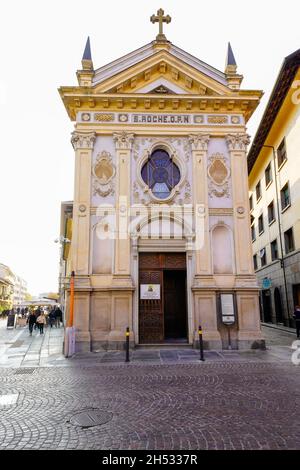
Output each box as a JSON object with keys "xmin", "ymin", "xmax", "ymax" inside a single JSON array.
[{"xmin": 274, "ymin": 288, "xmax": 284, "ymax": 324}]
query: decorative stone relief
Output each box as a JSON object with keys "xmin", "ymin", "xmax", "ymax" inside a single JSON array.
[
  {"xmin": 184, "ymin": 181, "xmax": 192, "ymax": 203},
  {"xmin": 81, "ymin": 113, "xmax": 91, "ymax": 122},
  {"xmin": 95, "ymin": 113, "xmax": 114, "ymax": 122},
  {"xmin": 71, "ymin": 131, "xmax": 96, "ymax": 150},
  {"xmin": 141, "ymin": 138, "xmax": 154, "ymax": 146},
  {"xmin": 208, "ymin": 153, "xmax": 230, "ymax": 199},
  {"xmin": 92, "ymin": 151, "xmax": 116, "ymax": 198},
  {"xmin": 113, "ymin": 132, "xmax": 135, "ymax": 150},
  {"xmin": 133, "ymin": 182, "xmax": 150, "ymax": 205},
  {"xmin": 208, "ymin": 116, "xmax": 228, "ymax": 124},
  {"xmin": 183, "ymin": 138, "xmax": 191, "ymax": 162},
  {"xmin": 133, "ymin": 141, "xmax": 140, "ymax": 160},
  {"xmin": 231, "ymin": 116, "xmax": 240, "ymax": 124},
  {"xmin": 177, "ymin": 181, "xmax": 192, "ymax": 205},
  {"xmin": 226, "ymin": 133, "xmax": 250, "ymax": 152},
  {"xmin": 189, "ymin": 134, "xmax": 210, "ymax": 151},
  {"xmin": 79, "ymin": 204, "xmax": 87, "ymax": 213}
]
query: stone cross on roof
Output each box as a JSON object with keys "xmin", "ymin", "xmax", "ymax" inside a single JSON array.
[{"xmin": 150, "ymin": 8, "xmax": 171, "ymax": 41}]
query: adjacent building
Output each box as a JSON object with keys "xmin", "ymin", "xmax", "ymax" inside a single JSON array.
[
  {"xmin": 0, "ymin": 264, "xmax": 28, "ymax": 311},
  {"xmin": 13, "ymin": 276, "xmax": 28, "ymax": 307},
  {"xmin": 58, "ymin": 201, "xmax": 73, "ymax": 310},
  {"xmin": 248, "ymin": 49, "xmax": 300, "ymax": 327},
  {"xmin": 0, "ymin": 263, "xmax": 15, "ymax": 312},
  {"xmin": 59, "ymin": 10, "xmax": 265, "ymax": 351}
]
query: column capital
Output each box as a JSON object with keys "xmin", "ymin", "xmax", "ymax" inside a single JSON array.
[
  {"xmin": 189, "ymin": 133, "xmax": 210, "ymax": 152},
  {"xmin": 113, "ymin": 132, "xmax": 135, "ymax": 150},
  {"xmin": 226, "ymin": 133, "xmax": 250, "ymax": 152},
  {"xmin": 71, "ymin": 131, "xmax": 96, "ymax": 150}
]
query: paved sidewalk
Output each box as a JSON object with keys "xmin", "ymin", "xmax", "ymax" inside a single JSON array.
[
  {"xmin": 0, "ymin": 319, "xmax": 64, "ymax": 368},
  {"xmin": 262, "ymin": 322, "xmax": 297, "ymax": 334},
  {"xmin": 0, "ymin": 319, "xmax": 298, "ymax": 368}
]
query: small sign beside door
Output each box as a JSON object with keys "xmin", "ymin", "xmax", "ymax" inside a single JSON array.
[
  {"xmin": 140, "ymin": 284, "xmax": 160, "ymax": 300},
  {"xmin": 220, "ymin": 293, "xmax": 236, "ymax": 325}
]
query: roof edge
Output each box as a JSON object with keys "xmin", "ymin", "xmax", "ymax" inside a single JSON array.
[{"xmin": 248, "ymin": 48, "xmax": 300, "ymax": 174}]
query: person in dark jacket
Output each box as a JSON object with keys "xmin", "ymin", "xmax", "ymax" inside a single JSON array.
[
  {"xmin": 293, "ymin": 305, "xmax": 300, "ymax": 338},
  {"xmin": 27, "ymin": 311, "xmax": 36, "ymax": 336},
  {"xmin": 49, "ymin": 309, "xmax": 56, "ymax": 328},
  {"xmin": 54, "ymin": 307, "xmax": 63, "ymax": 328}
]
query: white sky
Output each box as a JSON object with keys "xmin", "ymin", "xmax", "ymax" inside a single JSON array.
[{"xmin": 0, "ymin": 0, "xmax": 299, "ymax": 295}]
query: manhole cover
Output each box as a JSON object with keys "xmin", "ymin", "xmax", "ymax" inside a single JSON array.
[
  {"xmin": 69, "ymin": 409, "xmax": 113, "ymax": 428},
  {"xmin": 14, "ymin": 368, "xmax": 36, "ymax": 375}
]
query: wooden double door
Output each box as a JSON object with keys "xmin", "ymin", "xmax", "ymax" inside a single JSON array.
[{"xmin": 139, "ymin": 253, "xmax": 187, "ymax": 344}]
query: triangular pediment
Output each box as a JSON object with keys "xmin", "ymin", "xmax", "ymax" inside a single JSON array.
[
  {"xmin": 59, "ymin": 40, "xmax": 263, "ymax": 122},
  {"xmin": 92, "ymin": 45, "xmax": 232, "ymax": 97}
]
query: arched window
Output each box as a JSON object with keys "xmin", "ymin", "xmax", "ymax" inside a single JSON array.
[{"xmin": 141, "ymin": 149, "xmax": 180, "ymax": 199}]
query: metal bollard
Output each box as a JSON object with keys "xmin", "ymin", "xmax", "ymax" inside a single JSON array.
[
  {"xmin": 198, "ymin": 325, "xmax": 205, "ymax": 362},
  {"xmin": 125, "ymin": 327, "xmax": 130, "ymax": 363}
]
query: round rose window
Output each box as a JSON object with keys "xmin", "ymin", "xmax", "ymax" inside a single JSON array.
[{"xmin": 141, "ymin": 149, "xmax": 180, "ymax": 199}]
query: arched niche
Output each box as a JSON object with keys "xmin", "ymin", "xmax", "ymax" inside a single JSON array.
[
  {"xmin": 212, "ymin": 224, "xmax": 234, "ymax": 274},
  {"xmin": 91, "ymin": 222, "xmax": 113, "ymax": 274}
]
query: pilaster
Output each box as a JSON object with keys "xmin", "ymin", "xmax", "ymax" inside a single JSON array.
[
  {"xmin": 189, "ymin": 133, "xmax": 212, "ymax": 277},
  {"xmin": 70, "ymin": 131, "xmax": 96, "ymax": 276},
  {"xmin": 226, "ymin": 134, "xmax": 253, "ymax": 276},
  {"xmin": 113, "ymin": 131, "xmax": 135, "ymax": 281}
]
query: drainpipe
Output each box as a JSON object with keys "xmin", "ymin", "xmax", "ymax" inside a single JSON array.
[{"xmin": 262, "ymin": 145, "xmax": 291, "ymax": 326}]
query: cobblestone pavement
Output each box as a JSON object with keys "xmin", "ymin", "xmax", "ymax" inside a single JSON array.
[
  {"xmin": 0, "ymin": 361, "xmax": 299, "ymax": 450},
  {"xmin": 0, "ymin": 319, "xmax": 299, "ymax": 450}
]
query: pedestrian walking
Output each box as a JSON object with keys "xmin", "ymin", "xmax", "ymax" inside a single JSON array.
[
  {"xmin": 49, "ymin": 309, "xmax": 56, "ymax": 328},
  {"xmin": 293, "ymin": 305, "xmax": 300, "ymax": 338},
  {"xmin": 27, "ymin": 311, "xmax": 36, "ymax": 336},
  {"xmin": 34, "ymin": 308, "xmax": 41, "ymax": 330},
  {"xmin": 36, "ymin": 311, "xmax": 46, "ymax": 334},
  {"xmin": 55, "ymin": 307, "xmax": 63, "ymax": 328}
]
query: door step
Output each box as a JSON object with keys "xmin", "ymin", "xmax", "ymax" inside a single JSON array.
[{"xmin": 136, "ymin": 343, "xmax": 193, "ymax": 349}]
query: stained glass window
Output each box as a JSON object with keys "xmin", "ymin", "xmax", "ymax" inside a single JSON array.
[{"xmin": 141, "ymin": 149, "xmax": 180, "ymax": 199}]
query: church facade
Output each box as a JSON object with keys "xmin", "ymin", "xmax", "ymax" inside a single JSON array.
[{"xmin": 59, "ymin": 10, "xmax": 265, "ymax": 351}]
